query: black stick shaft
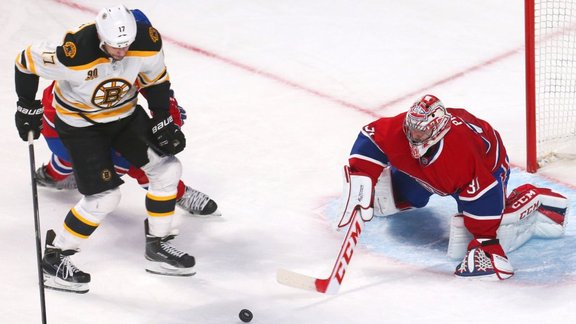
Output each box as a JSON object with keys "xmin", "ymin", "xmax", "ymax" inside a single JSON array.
[{"xmin": 28, "ymin": 131, "xmax": 47, "ymax": 324}]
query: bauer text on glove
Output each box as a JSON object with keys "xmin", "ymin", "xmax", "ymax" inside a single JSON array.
[
  {"xmin": 15, "ymin": 98, "xmax": 43, "ymax": 141},
  {"xmin": 151, "ymin": 110, "xmax": 186, "ymax": 155}
]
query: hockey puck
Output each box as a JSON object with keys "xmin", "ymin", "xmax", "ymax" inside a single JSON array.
[{"xmin": 239, "ymin": 309, "xmax": 253, "ymax": 322}]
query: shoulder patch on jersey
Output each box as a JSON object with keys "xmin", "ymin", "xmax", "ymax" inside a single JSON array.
[
  {"xmin": 56, "ymin": 24, "xmax": 107, "ymax": 68},
  {"xmin": 148, "ymin": 26, "xmax": 160, "ymax": 43},
  {"xmin": 63, "ymin": 41, "xmax": 77, "ymax": 58},
  {"xmin": 130, "ymin": 23, "xmax": 163, "ymax": 52}
]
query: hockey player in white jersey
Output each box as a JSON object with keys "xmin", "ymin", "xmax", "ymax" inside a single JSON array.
[{"xmin": 14, "ymin": 5, "xmax": 199, "ymax": 293}]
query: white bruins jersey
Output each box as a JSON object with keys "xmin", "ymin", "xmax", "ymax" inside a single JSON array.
[{"xmin": 15, "ymin": 22, "xmax": 169, "ymax": 127}]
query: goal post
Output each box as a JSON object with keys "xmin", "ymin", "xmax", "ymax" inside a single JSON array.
[
  {"xmin": 525, "ymin": 0, "xmax": 576, "ymax": 173},
  {"xmin": 525, "ymin": 0, "xmax": 537, "ymax": 172}
]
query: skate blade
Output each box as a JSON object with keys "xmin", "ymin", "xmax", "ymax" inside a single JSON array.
[
  {"xmin": 44, "ymin": 273, "xmax": 89, "ymax": 294},
  {"xmin": 187, "ymin": 209, "xmax": 222, "ymax": 217},
  {"xmin": 145, "ymin": 260, "xmax": 196, "ymax": 277}
]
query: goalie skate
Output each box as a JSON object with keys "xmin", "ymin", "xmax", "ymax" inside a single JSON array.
[
  {"xmin": 144, "ymin": 220, "xmax": 196, "ymax": 276},
  {"xmin": 176, "ymin": 185, "xmax": 221, "ymax": 216},
  {"xmin": 42, "ymin": 230, "xmax": 90, "ymax": 293}
]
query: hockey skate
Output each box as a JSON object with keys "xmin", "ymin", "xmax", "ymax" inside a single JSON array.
[
  {"xmin": 144, "ymin": 220, "xmax": 196, "ymax": 276},
  {"xmin": 36, "ymin": 165, "xmax": 77, "ymax": 190},
  {"xmin": 176, "ymin": 185, "xmax": 221, "ymax": 216},
  {"xmin": 42, "ymin": 230, "xmax": 90, "ymax": 293}
]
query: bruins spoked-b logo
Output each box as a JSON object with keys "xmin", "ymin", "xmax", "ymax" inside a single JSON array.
[
  {"xmin": 92, "ymin": 78, "xmax": 132, "ymax": 108},
  {"xmin": 63, "ymin": 41, "xmax": 77, "ymax": 58},
  {"xmin": 101, "ymin": 169, "xmax": 113, "ymax": 182},
  {"xmin": 148, "ymin": 26, "xmax": 159, "ymax": 43}
]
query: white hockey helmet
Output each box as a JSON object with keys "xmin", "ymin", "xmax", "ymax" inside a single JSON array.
[
  {"xmin": 403, "ymin": 94, "xmax": 452, "ymax": 159},
  {"xmin": 95, "ymin": 4, "xmax": 137, "ymax": 48}
]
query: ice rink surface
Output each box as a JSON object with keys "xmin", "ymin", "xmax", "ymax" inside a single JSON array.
[{"xmin": 1, "ymin": 0, "xmax": 575, "ymax": 323}]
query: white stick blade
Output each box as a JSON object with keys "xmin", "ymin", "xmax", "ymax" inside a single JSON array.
[{"xmin": 276, "ymin": 268, "xmax": 318, "ymax": 292}]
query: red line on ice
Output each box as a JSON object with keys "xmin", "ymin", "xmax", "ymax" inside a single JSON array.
[
  {"xmin": 51, "ymin": 0, "xmax": 576, "ymax": 188},
  {"xmin": 52, "ymin": 0, "xmax": 517, "ymax": 116}
]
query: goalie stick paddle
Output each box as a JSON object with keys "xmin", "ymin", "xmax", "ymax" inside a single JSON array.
[
  {"xmin": 28, "ymin": 131, "xmax": 47, "ymax": 324},
  {"xmin": 276, "ymin": 206, "xmax": 368, "ymax": 294}
]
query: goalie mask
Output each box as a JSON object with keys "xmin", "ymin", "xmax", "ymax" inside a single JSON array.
[
  {"xmin": 95, "ymin": 5, "xmax": 137, "ymax": 49},
  {"xmin": 403, "ymin": 94, "xmax": 452, "ymax": 159}
]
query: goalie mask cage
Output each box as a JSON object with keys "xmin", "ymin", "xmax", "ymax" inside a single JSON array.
[{"xmin": 525, "ymin": 0, "xmax": 576, "ymax": 173}]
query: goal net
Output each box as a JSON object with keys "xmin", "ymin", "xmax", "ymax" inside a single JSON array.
[{"xmin": 525, "ymin": 0, "xmax": 576, "ymax": 172}]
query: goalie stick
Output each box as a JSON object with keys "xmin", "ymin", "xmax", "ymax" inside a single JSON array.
[{"xmin": 276, "ymin": 206, "xmax": 369, "ymax": 294}]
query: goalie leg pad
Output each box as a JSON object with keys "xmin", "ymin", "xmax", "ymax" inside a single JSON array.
[
  {"xmin": 534, "ymin": 186, "xmax": 569, "ymax": 236},
  {"xmin": 447, "ymin": 214, "xmax": 472, "ymax": 259},
  {"xmin": 533, "ymin": 206, "xmax": 568, "ymax": 238},
  {"xmin": 337, "ymin": 166, "xmax": 373, "ymax": 228},
  {"xmin": 502, "ymin": 184, "xmax": 568, "ymax": 241},
  {"xmin": 373, "ymin": 167, "xmax": 401, "ymax": 217},
  {"xmin": 447, "ymin": 184, "xmax": 568, "ymax": 259}
]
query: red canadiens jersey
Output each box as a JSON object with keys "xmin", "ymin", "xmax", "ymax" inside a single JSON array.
[
  {"xmin": 41, "ymin": 83, "xmax": 58, "ymax": 138},
  {"xmin": 349, "ymin": 108, "xmax": 509, "ymax": 203}
]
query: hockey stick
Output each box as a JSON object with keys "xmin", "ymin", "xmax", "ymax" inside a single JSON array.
[
  {"xmin": 276, "ymin": 206, "xmax": 369, "ymax": 294},
  {"xmin": 27, "ymin": 131, "xmax": 47, "ymax": 324}
]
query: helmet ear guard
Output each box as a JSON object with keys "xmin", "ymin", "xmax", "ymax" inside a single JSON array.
[
  {"xmin": 95, "ymin": 4, "xmax": 137, "ymax": 49},
  {"xmin": 403, "ymin": 94, "xmax": 452, "ymax": 159}
]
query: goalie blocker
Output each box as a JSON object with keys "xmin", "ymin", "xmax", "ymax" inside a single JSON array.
[
  {"xmin": 447, "ymin": 184, "xmax": 569, "ymax": 259},
  {"xmin": 337, "ymin": 166, "xmax": 374, "ymax": 228},
  {"xmin": 338, "ymin": 166, "xmax": 404, "ymax": 227},
  {"xmin": 277, "ymin": 166, "xmax": 373, "ymax": 294}
]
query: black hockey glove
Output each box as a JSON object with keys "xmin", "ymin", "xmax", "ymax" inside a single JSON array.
[
  {"xmin": 151, "ymin": 109, "xmax": 186, "ymax": 155},
  {"xmin": 15, "ymin": 99, "xmax": 44, "ymax": 141}
]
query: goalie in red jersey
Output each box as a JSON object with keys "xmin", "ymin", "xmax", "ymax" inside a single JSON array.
[{"xmin": 337, "ymin": 94, "xmax": 568, "ymax": 280}]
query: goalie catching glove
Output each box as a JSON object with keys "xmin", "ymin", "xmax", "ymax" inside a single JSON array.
[
  {"xmin": 454, "ymin": 238, "xmax": 514, "ymax": 281},
  {"xmin": 150, "ymin": 109, "xmax": 186, "ymax": 156}
]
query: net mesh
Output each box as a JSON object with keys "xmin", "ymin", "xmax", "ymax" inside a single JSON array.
[{"xmin": 535, "ymin": 0, "xmax": 576, "ymax": 164}]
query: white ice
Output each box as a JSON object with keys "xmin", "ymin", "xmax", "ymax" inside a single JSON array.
[{"xmin": 1, "ymin": 0, "xmax": 575, "ymax": 323}]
